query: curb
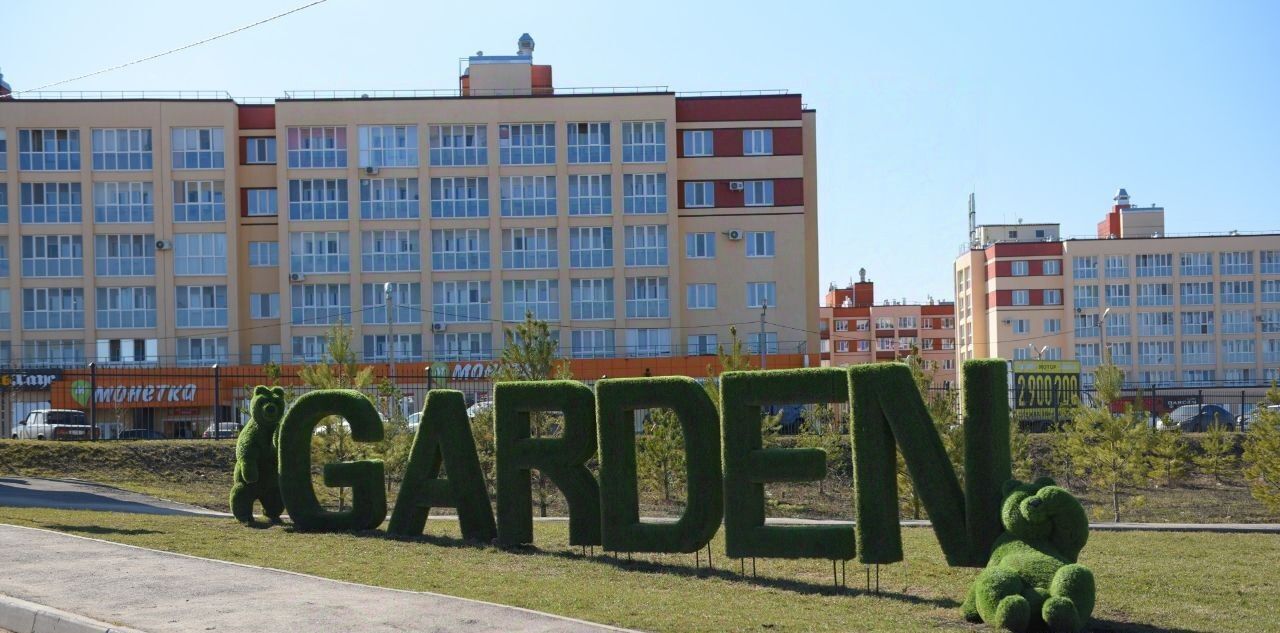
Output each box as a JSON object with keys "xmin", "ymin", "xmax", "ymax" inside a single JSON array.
[{"xmin": 0, "ymin": 595, "xmax": 146, "ymax": 633}]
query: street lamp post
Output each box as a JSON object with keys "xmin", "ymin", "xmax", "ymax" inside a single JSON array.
[
  {"xmin": 384, "ymin": 282, "xmax": 396, "ymax": 385},
  {"xmin": 1100, "ymin": 307, "xmax": 1112, "ymax": 364}
]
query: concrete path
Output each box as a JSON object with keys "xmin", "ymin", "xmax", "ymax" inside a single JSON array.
[
  {"xmin": 0, "ymin": 524, "xmax": 629, "ymax": 633},
  {"xmin": 0, "ymin": 478, "xmax": 223, "ymax": 517}
]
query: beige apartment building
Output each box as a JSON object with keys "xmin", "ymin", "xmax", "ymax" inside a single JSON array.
[
  {"xmin": 0, "ymin": 36, "xmax": 819, "ymax": 368},
  {"xmin": 956, "ymin": 189, "xmax": 1280, "ymax": 393},
  {"xmin": 818, "ymin": 270, "xmax": 957, "ymax": 387}
]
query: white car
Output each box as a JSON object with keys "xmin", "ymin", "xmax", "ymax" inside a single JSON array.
[
  {"xmin": 13, "ymin": 409, "xmax": 94, "ymax": 440},
  {"xmin": 467, "ymin": 400, "xmax": 494, "ymax": 419}
]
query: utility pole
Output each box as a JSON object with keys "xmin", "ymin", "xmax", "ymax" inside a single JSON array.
[
  {"xmin": 1100, "ymin": 307, "xmax": 1112, "ymax": 364},
  {"xmin": 759, "ymin": 305, "xmax": 767, "ymax": 370},
  {"xmin": 384, "ymin": 282, "xmax": 397, "ymax": 385}
]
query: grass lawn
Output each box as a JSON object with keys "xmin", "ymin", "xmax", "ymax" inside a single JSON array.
[{"xmin": 1, "ymin": 506, "xmax": 1275, "ymax": 633}]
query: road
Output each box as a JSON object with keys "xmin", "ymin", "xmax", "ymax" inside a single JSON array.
[{"xmin": 0, "ymin": 478, "xmax": 224, "ymax": 517}]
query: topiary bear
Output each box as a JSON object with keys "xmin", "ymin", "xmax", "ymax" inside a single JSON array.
[
  {"xmin": 230, "ymin": 386, "xmax": 287, "ymax": 524},
  {"xmin": 963, "ymin": 477, "xmax": 1095, "ymax": 633}
]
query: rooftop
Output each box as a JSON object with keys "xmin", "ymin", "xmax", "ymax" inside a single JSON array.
[{"xmin": 3, "ymin": 87, "xmax": 795, "ymax": 104}]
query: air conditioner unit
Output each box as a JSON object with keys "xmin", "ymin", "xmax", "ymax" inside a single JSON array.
[
  {"xmin": 724, "ymin": 229, "xmax": 744, "ymax": 241},
  {"xmin": 728, "ymin": 181, "xmax": 745, "ymax": 191},
  {"xmin": 364, "ymin": 166, "xmax": 380, "ymax": 176},
  {"xmin": 288, "ymin": 272, "xmax": 306, "ymax": 283},
  {"xmin": 155, "ymin": 239, "xmax": 172, "ymax": 250},
  {"xmin": 431, "ymin": 322, "xmax": 446, "ymax": 332}
]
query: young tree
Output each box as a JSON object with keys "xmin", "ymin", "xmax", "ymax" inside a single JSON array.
[
  {"xmin": 493, "ymin": 312, "xmax": 567, "ymax": 516},
  {"xmin": 636, "ymin": 408, "xmax": 686, "ymax": 503},
  {"xmin": 1061, "ymin": 361, "xmax": 1154, "ymax": 522},
  {"xmin": 703, "ymin": 326, "xmax": 756, "ymax": 410},
  {"xmin": 298, "ymin": 320, "xmax": 376, "ymax": 511},
  {"xmin": 794, "ymin": 405, "xmax": 847, "ymax": 495},
  {"xmin": 1148, "ymin": 423, "xmax": 1192, "ymax": 486},
  {"xmin": 1009, "ymin": 416, "xmax": 1037, "ymax": 481},
  {"xmin": 1243, "ymin": 383, "xmax": 1280, "ymax": 514},
  {"xmin": 1195, "ymin": 424, "xmax": 1237, "ymax": 484}
]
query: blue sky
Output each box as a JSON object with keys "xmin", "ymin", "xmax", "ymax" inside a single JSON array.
[{"xmin": 3, "ymin": 0, "xmax": 1277, "ymax": 301}]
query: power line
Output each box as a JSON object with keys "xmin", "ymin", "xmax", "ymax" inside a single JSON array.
[{"xmin": 13, "ymin": 0, "xmax": 330, "ymax": 95}]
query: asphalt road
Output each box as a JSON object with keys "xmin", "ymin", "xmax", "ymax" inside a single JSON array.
[{"xmin": 0, "ymin": 478, "xmax": 224, "ymax": 517}]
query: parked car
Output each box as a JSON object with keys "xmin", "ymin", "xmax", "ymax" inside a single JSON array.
[
  {"xmin": 1159, "ymin": 404, "xmax": 1235, "ymax": 432},
  {"xmin": 202, "ymin": 422, "xmax": 243, "ymax": 439},
  {"xmin": 12, "ymin": 409, "xmax": 96, "ymax": 440},
  {"xmin": 406, "ymin": 411, "xmax": 422, "ymax": 432},
  {"xmin": 467, "ymin": 400, "xmax": 494, "ymax": 419},
  {"xmin": 764, "ymin": 404, "xmax": 807, "ymax": 434},
  {"xmin": 1238, "ymin": 404, "xmax": 1280, "ymax": 430},
  {"xmin": 118, "ymin": 429, "xmax": 167, "ymax": 440}
]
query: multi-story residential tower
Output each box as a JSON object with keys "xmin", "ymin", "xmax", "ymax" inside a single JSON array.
[
  {"xmin": 0, "ymin": 36, "xmax": 819, "ymax": 368},
  {"xmin": 956, "ymin": 189, "xmax": 1280, "ymax": 390},
  {"xmin": 818, "ymin": 269, "xmax": 957, "ymax": 386}
]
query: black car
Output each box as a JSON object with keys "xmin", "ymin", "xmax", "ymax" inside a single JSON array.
[
  {"xmin": 118, "ymin": 429, "xmax": 167, "ymax": 440},
  {"xmin": 1163, "ymin": 404, "xmax": 1235, "ymax": 432}
]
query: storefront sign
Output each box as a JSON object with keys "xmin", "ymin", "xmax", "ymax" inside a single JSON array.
[
  {"xmin": 0, "ymin": 370, "xmax": 63, "ymax": 390},
  {"xmin": 57, "ymin": 379, "xmax": 202, "ymax": 408}
]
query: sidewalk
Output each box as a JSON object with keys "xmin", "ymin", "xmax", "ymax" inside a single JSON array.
[{"xmin": 0, "ymin": 524, "xmax": 630, "ymax": 633}]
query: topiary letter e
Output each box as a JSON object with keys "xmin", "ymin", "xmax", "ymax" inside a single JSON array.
[
  {"xmin": 230, "ymin": 385, "xmax": 286, "ymax": 524},
  {"xmin": 963, "ymin": 478, "xmax": 1095, "ymax": 633}
]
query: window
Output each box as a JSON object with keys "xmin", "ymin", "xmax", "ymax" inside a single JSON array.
[
  {"xmin": 683, "ymin": 130, "xmax": 713, "ymax": 157},
  {"xmin": 363, "ymin": 334, "xmax": 423, "ymax": 362},
  {"xmin": 570, "ymin": 227, "xmax": 613, "ymax": 268},
  {"xmin": 1223, "ymin": 339, "xmax": 1255, "ymax": 364},
  {"xmin": 499, "ymin": 123, "xmax": 555, "ymax": 165},
  {"xmin": 92, "ymin": 128, "xmax": 152, "ymax": 171},
  {"xmin": 1104, "ymin": 255, "xmax": 1128, "ymax": 278},
  {"xmin": 1072, "ymin": 256, "xmax": 1098, "ymax": 279},
  {"xmin": 21, "ymin": 182, "xmax": 82, "ymax": 223},
  {"xmin": 624, "ymin": 328, "xmax": 672, "ymax": 357},
  {"xmin": 1225, "ymin": 368, "xmax": 1255, "ymax": 386},
  {"xmin": 1182, "ymin": 369, "xmax": 1217, "ymax": 386},
  {"xmin": 1261, "ymin": 250, "xmax": 1280, "ymax": 274},
  {"xmin": 688, "ymin": 334, "xmax": 718, "ymax": 356},
  {"xmin": 1181, "ymin": 311, "xmax": 1214, "ymax": 336},
  {"xmin": 1266, "ymin": 338, "xmax": 1280, "ymax": 362},
  {"xmin": 171, "ymin": 128, "xmax": 224, "ymax": 169},
  {"xmin": 96, "ymin": 339, "xmax": 157, "ymax": 365},
  {"xmin": 744, "ymin": 180, "xmax": 774, "ymax": 206},
  {"xmin": 626, "ymin": 277, "xmax": 669, "ymax": 318},
  {"xmin": 502, "ymin": 227, "xmax": 557, "ymax": 269},
  {"xmin": 501, "ymin": 176, "xmax": 556, "ymax": 217},
  {"xmin": 290, "ymin": 283, "xmax": 350, "ymax": 326},
  {"xmin": 1137, "ymin": 283, "xmax": 1173, "ymax": 306},
  {"xmin": 1073, "ymin": 314, "xmax": 1100, "ymax": 338},
  {"xmin": 177, "ymin": 337, "xmax": 228, "ymax": 366},
  {"xmin": 1136, "ymin": 253, "xmax": 1172, "ymax": 277},
  {"xmin": 361, "ymin": 230, "xmax": 419, "ymax": 272},
  {"xmin": 1265, "ymin": 279, "xmax": 1280, "ymax": 303},
  {"xmin": 358, "ymin": 125, "xmax": 417, "ymax": 167},
  {"xmin": 1042, "ymin": 259, "xmax": 1062, "ymax": 276},
  {"xmin": 679, "ymin": 283, "xmax": 716, "ymax": 311},
  {"xmin": 431, "ymin": 177, "xmax": 488, "ymax": 218},
  {"xmin": 624, "ymin": 225, "xmax": 668, "ymax": 266},
  {"xmin": 245, "ymin": 188, "xmax": 278, "ymax": 217},
  {"xmin": 433, "ymin": 280, "xmax": 491, "ymax": 323},
  {"xmin": 1137, "ymin": 371, "xmax": 1175, "ymax": 387},
  {"xmin": 0, "ymin": 183, "xmax": 6, "ymax": 223},
  {"xmin": 1011, "ymin": 290, "xmax": 1030, "ymax": 306},
  {"xmin": 251, "ymin": 344, "xmax": 283, "ymax": 364},
  {"xmin": 174, "ymin": 233, "xmax": 227, "ymax": 275},
  {"xmin": 96, "ymin": 287, "xmax": 156, "ymax": 328},
  {"xmin": 1180, "ymin": 282, "xmax": 1214, "ymax": 305},
  {"xmin": 746, "ymin": 282, "xmax": 777, "ymax": 308},
  {"xmin": 1138, "ymin": 341, "xmax": 1174, "ymax": 366},
  {"xmin": 856, "ymin": 319, "xmax": 871, "ymax": 331},
  {"xmin": 22, "ymin": 340, "xmax": 85, "ymax": 367},
  {"xmin": 95, "ymin": 234, "xmax": 155, "ymax": 276},
  {"xmin": 623, "ymin": 173, "xmax": 668, "ymax": 214},
  {"xmin": 860, "ymin": 339, "xmax": 874, "ymax": 351},
  {"xmin": 622, "ymin": 121, "xmax": 665, "ymax": 163},
  {"xmin": 430, "ymin": 125, "xmax": 487, "ymax": 166},
  {"xmin": 1182, "ymin": 341, "xmax": 1214, "ymax": 366},
  {"xmin": 1264, "ymin": 308, "xmax": 1280, "ymax": 333},
  {"xmin": 899, "ymin": 316, "xmax": 917, "ymax": 328},
  {"xmin": 91, "ymin": 181, "xmax": 152, "ymax": 223},
  {"xmin": 878, "ymin": 338, "xmax": 895, "ymax": 351},
  {"xmin": 362, "ymin": 282, "xmax": 421, "ymax": 325},
  {"xmin": 0, "ymin": 129, "xmax": 6, "ymax": 170},
  {"xmin": 834, "ymin": 319, "xmax": 849, "ymax": 332},
  {"xmin": 1073, "ymin": 285, "xmax": 1099, "ymax": 309},
  {"xmin": 1105, "ymin": 283, "xmax": 1130, "ymax": 307},
  {"xmin": 1012, "ymin": 347, "xmax": 1032, "ymax": 361},
  {"xmin": 23, "ymin": 288, "xmax": 85, "ymax": 330},
  {"xmin": 244, "ymin": 137, "xmax": 276, "ymax": 165},
  {"xmin": 21, "ymin": 235, "xmax": 83, "ymax": 277},
  {"xmin": 175, "ymin": 285, "xmax": 228, "ymax": 327},
  {"xmin": 921, "ymin": 339, "xmax": 934, "ymax": 351},
  {"xmin": 361, "ymin": 178, "xmax": 419, "ymax": 219},
  {"xmin": 1180, "ymin": 252, "xmax": 1213, "ymax": 276},
  {"xmin": 435, "ymin": 332, "xmax": 493, "ymax": 361},
  {"xmin": 287, "ymin": 126, "xmax": 347, "ymax": 168},
  {"xmin": 921, "ymin": 318, "xmax": 933, "ymax": 329},
  {"xmin": 1011, "ymin": 261, "xmax": 1029, "ymax": 276},
  {"xmin": 20, "ymin": 129, "xmax": 81, "ymax": 170},
  {"xmin": 1138, "ymin": 312, "xmax": 1175, "ymax": 337},
  {"xmin": 684, "ymin": 181, "xmax": 714, "ymax": 208},
  {"xmin": 571, "ymin": 279, "xmax": 614, "ymax": 320},
  {"xmin": 249, "ymin": 293, "xmax": 280, "ymax": 319},
  {"xmin": 503, "ymin": 279, "xmax": 559, "ymax": 321},
  {"xmin": 291, "ymin": 335, "xmax": 328, "ymax": 362},
  {"xmin": 431, "ymin": 228, "xmax": 489, "ymax": 271},
  {"xmin": 747, "ymin": 231, "xmax": 776, "ymax": 257},
  {"xmin": 875, "ymin": 317, "xmax": 894, "ymax": 330},
  {"xmin": 288, "ymin": 179, "xmax": 348, "ymax": 221},
  {"xmin": 568, "ymin": 174, "xmax": 611, "ymax": 215},
  {"xmin": 173, "ymin": 180, "xmax": 225, "ymax": 222},
  {"xmin": 1221, "ymin": 309, "xmax": 1255, "ymax": 334},
  {"xmin": 289, "ymin": 231, "xmax": 349, "ymax": 273},
  {"xmin": 567, "ymin": 122, "xmax": 609, "ymax": 164},
  {"xmin": 1011, "ymin": 319, "xmax": 1030, "ymax": 334},
  {"xmin": 743, "ymin": 129, "xmax": 773, "ymax": 156},
  {"xmin": 1101, "ymin": 320, "xmax": 1130, "ymax": 347},
  {"xmin": 684, "ymin": 233, "xmax": 716, "ymax": 260},
  {"xmin": 1221, "ymin": 281, "xmax": 1254, "ymax": 304},
  {"xmin": 1220, "ymin": 251, "xmax": 1253, "ymax": 276},
  {"xmin": 748, "ymin": 332, "xmax": 780, "ymax": 355}
]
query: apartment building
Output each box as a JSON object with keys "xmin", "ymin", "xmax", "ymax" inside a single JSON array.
[
  {"xmin": 956, "ymin": 188, "xmax": 1280, "ymax": 389},
  {"xmin": 0, "ymin": 36, "xmax": 819, "ymax": 368},
  {"xmin": 818, "ymin": 269, "xmax": 957, "ymax": 386}
]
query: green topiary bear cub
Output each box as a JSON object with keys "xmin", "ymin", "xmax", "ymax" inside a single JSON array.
[
  {"xmin": 230, "ymin": 386, "xmax": 287, "ymax": 524},
  {"xmin": 963, "ymin": 477, "xmax": 1095, "ymax": 633}
]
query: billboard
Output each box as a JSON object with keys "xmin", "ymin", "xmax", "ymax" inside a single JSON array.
[{"xmin": 1010, "ymin": 360, "xmax": 1082, "ymax": 420}]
